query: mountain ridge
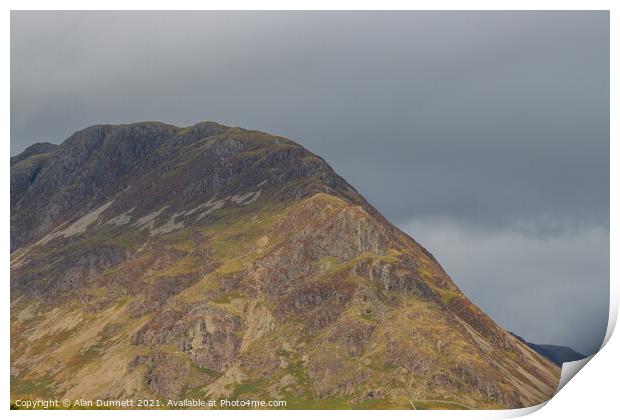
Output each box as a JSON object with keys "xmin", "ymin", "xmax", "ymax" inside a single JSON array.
[
  {"xmin": 11, "ymin": 121, "xmax": 560, "ymax": 409},
  {"xmin": 11, "ymin": 121, "xmax": 379, "ymax": 250}
]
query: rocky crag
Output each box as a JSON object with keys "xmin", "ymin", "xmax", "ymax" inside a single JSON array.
[{"xmin": 10, "ymin": 121, "xmax": 560, "ymax": 409}]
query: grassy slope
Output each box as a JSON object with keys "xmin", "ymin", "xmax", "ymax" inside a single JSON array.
[{"xmin": 11, "ymin": 189, "xmax": 560, "ymax": 409}]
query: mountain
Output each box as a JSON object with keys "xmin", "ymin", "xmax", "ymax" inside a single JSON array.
[
  {"xmin": 510, "ymin": 334, "xmax": 586, "ymax": 367},
  {"xmin": 10, "ymin": 121, "xmax": 560, "ymax": 409}
]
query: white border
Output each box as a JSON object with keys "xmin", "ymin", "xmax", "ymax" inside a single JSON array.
[{"xmin": 3, "ymin": 2, "xmax": 616, "ymax": 419}]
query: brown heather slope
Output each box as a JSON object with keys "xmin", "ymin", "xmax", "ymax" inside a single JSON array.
[{"xmin": 10, "ymin": 121, "xmax": 560, "ymax": 409}]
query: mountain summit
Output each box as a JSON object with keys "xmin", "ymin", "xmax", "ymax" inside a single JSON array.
[{"xmin": 10, "ymin": 121, "xmax": 560, "ymax": 409}]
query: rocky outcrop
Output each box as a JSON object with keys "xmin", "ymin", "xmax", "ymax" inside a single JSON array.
[
  {"xmin": 132, "ymin": 304, "xmax": 242, "ymax": 372},
  {"xmin": 12, "ymin": 244, "xmax": 126, "ymax": 298}
]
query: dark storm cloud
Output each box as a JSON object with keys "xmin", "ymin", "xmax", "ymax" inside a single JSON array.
[
  {"xmin": 404, "ymin": 219, "xmax": 609, "ymax": 355},
  {"xmin": 10, "ymin": 11, "xmax": 609, "ymax": 354}
]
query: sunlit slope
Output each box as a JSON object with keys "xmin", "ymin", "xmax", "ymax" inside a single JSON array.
[{"xmin": 11, "ymin": 122, "xmax": 560, "ymax": 409}]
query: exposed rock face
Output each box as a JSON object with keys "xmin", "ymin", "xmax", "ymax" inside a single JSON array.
[{"xmin": 10, "ymin": 121, "xmax": 560, "ymax": 409}]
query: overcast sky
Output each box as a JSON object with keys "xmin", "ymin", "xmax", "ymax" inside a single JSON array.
[{"xmin": 11, "ymin": 11, "xmax": 609, "ymax": 355}]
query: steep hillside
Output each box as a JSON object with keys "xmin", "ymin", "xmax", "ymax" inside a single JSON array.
[
  {"xmin": 510, "ymin": 333, "xmax": 586, "ymax": 367},
  {"xmin": 10, "ymin": 121, "xmax": 560, "ymax": 409}
]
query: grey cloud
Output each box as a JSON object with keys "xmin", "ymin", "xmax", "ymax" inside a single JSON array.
[
  {"xmin": 11, "ymin": 11, "xmax": 609, "ymax": 354},
  {"xmin": 403, "ymin": 218, "xmax": 609, "ymax": 355}
]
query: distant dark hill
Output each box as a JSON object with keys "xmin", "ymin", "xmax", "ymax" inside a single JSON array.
[{"xmin": 510, "ymin": 333, "xmax": 586, "ymax": 366}]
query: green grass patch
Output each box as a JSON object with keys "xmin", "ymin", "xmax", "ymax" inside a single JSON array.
[
  {"xmin": 414, "ymin": 400, "xmax": 469, "ymax": 410},
  {"xmin": 352, "ymin": 398, "xmax": 413, "ymax": 409},
  {"xmin": 156, "ymin": 255, "xmax": 203, "ymax": 277},
  {"xmin": 230, "ymin": 378, "xmax": 267, "ymax": 400},
  {"xmin": 11, "ymin": 374, "xmax": 55, "ymax": 401},
  {"xmin": 438, "ymin": 289, "xmax": 459, "ymax": 306}
]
